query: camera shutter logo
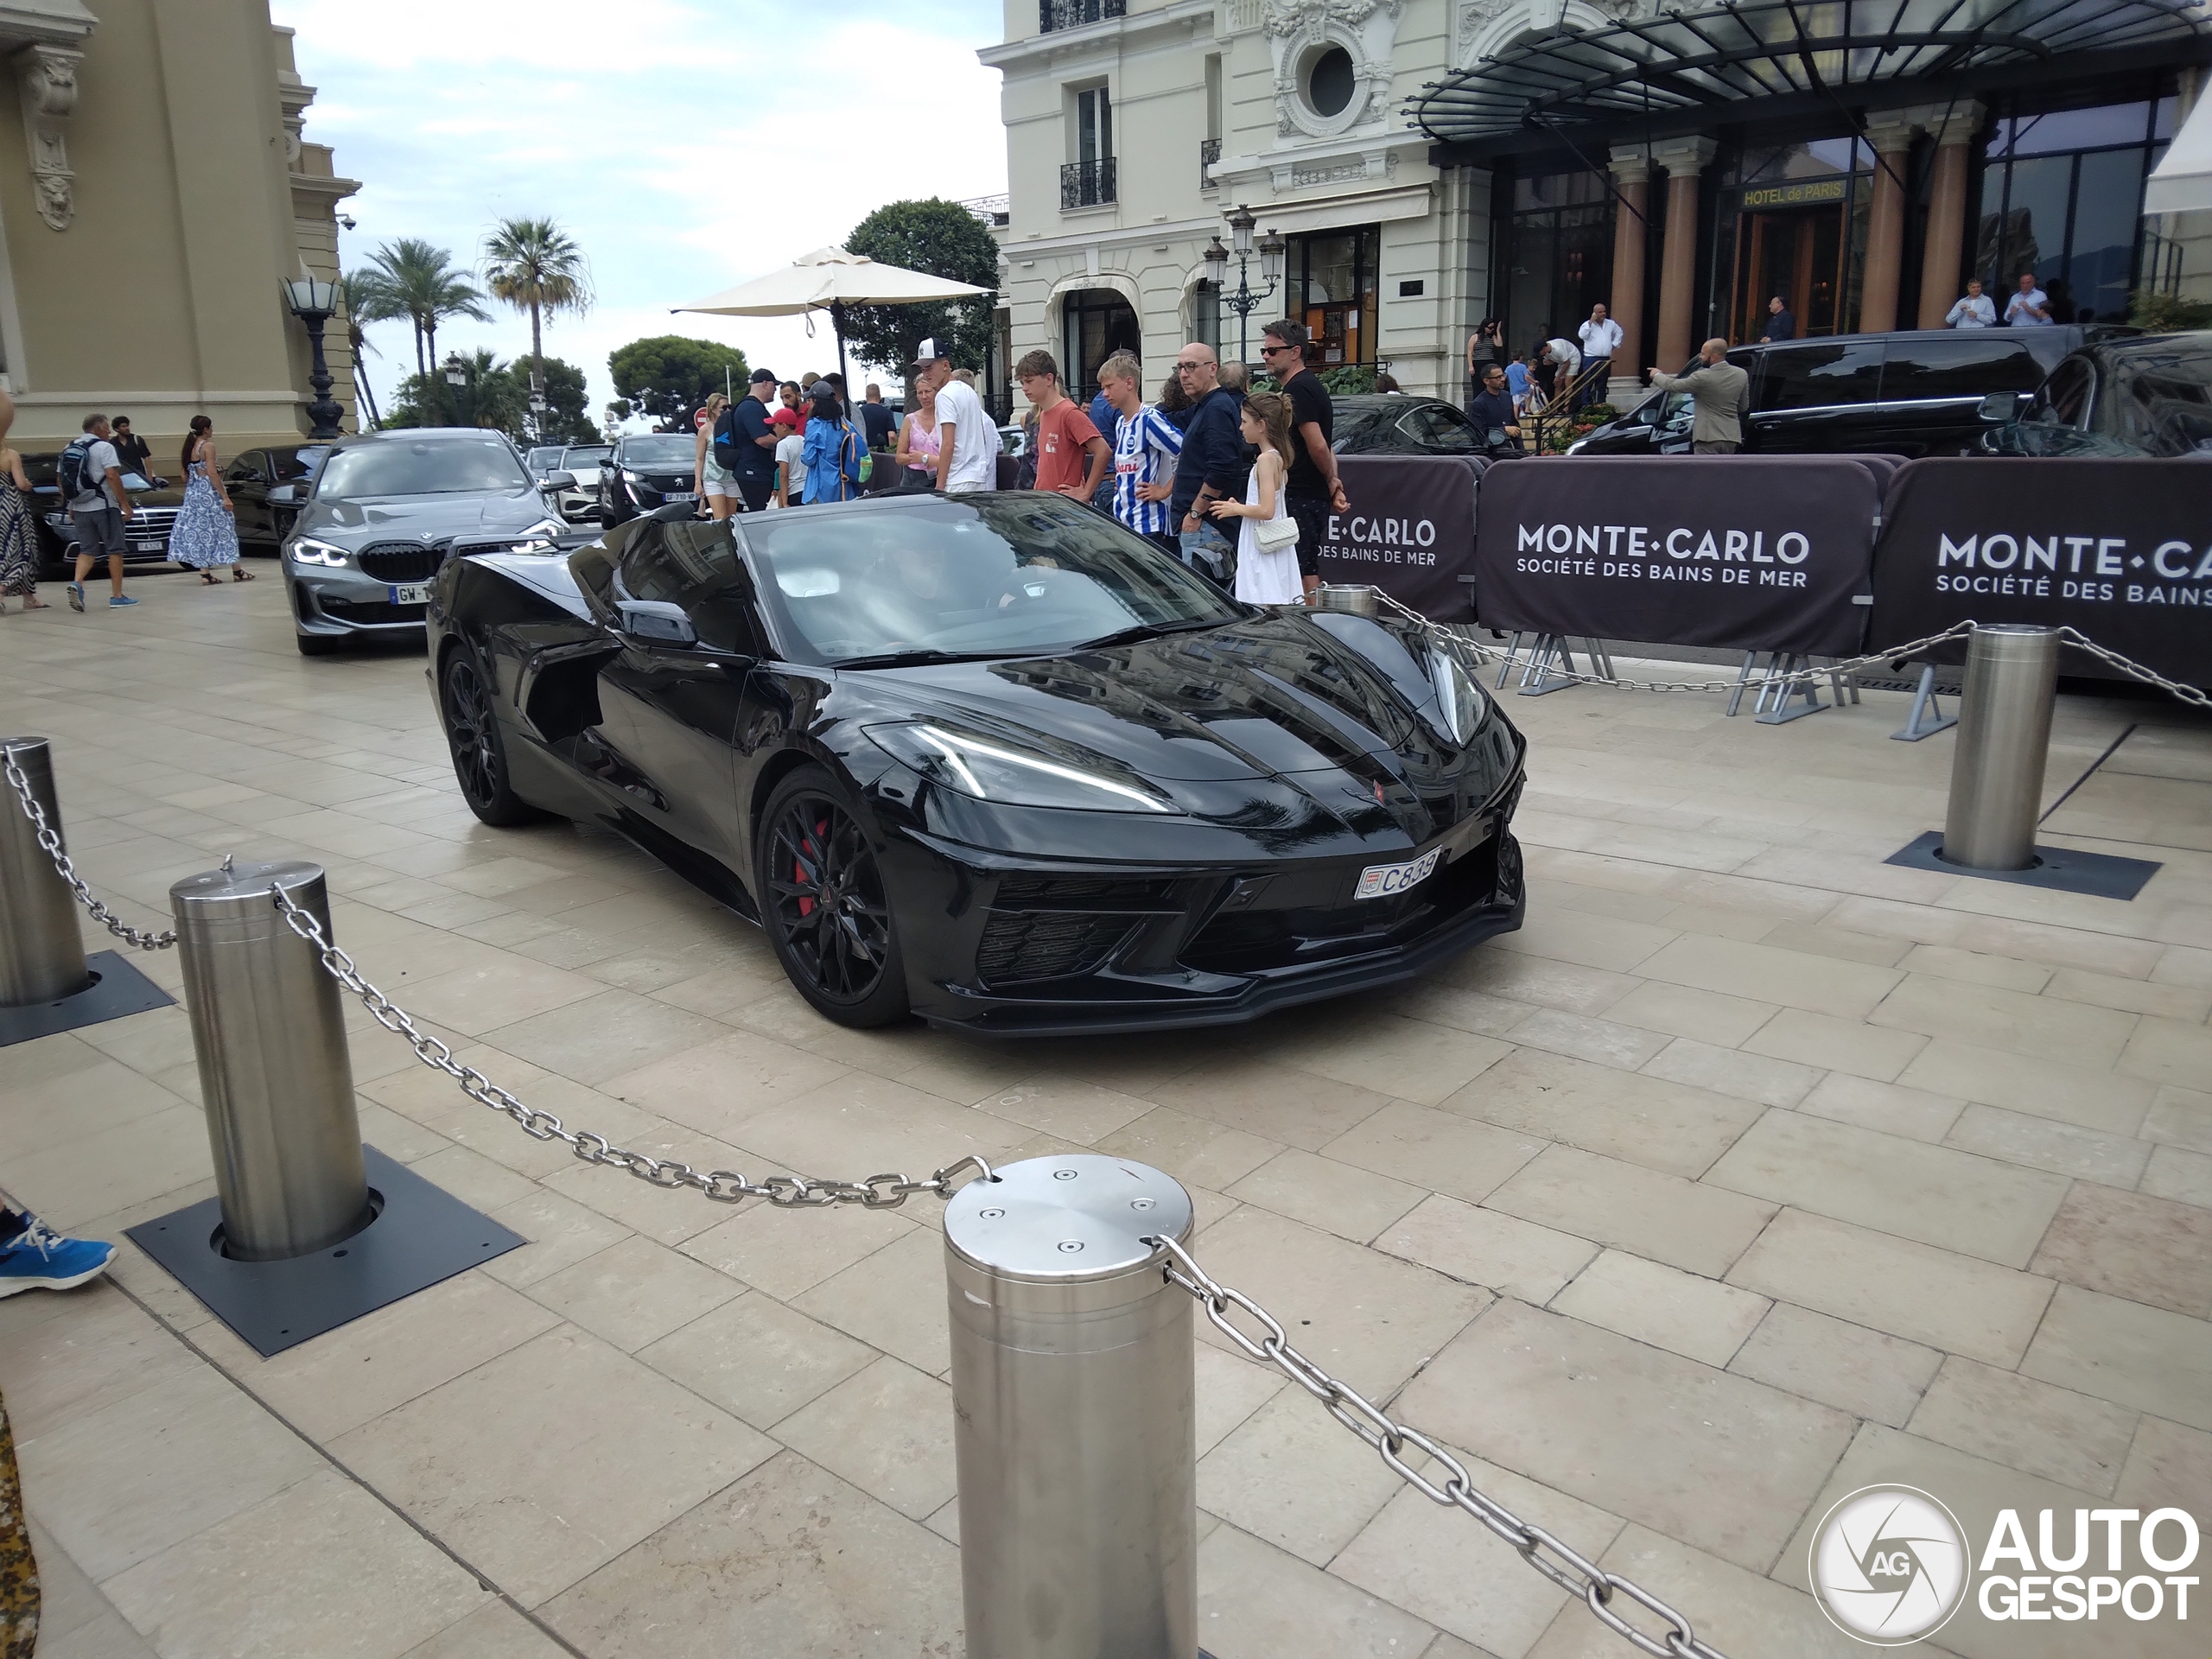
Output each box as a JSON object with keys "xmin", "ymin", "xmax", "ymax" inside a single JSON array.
[{"xmin": 1809, "ymin": 1485, "xmax": 1969, "ymax": 1644}]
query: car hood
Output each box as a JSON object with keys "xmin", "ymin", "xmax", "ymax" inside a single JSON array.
[
  {"xmin": 846, "ymin": 609, "xmax": 1467, "ymax": 785},
  {"xmin": 296, "ymin": 489, "xmax": 553, "ymax": 543}
]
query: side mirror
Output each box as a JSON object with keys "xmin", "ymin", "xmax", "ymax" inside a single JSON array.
[
  {"xmin": 1485, "ymin": 429, "xmax": 1510, "ymax": 447},
  {"xmin": 238, "ymin": 468, "xmax": 270, "ymax": 485},
  {"xmin": 1979, "ymin": 391, "xmax": 2023, "ymax": 423},
  {"xmin": 541, "ymin": 470, "xmax": 577, "ymax": 492},
  {"xmin": 617, "ymin": 598, "xmax": 695, "ymax": 646},
  {"xmin": 266, "ymin": 483, "xmax": 301, "ymax": 505}
]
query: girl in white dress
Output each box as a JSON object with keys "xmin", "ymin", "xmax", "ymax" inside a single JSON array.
[{"xmin": 1209, "ymin": 391, "xmax": 1301, "ymax": 605}]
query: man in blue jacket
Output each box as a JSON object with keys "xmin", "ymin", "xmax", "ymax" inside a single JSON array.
[{"xmin": 1168, "ymin": 342, "xmax": 1247, "ymax": 582}]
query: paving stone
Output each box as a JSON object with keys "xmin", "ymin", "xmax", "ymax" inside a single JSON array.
[
  {"xmin": 1197, "ymin": 1524, "xmax": 1437, "ymax": 1659},
  {"xmin": 1942, "ymin": 1103, "xmax": 2154, "ymax": 1185},
  {"xmin": 2027, "ymin": 1180, "xmax": 2212, "ymax": 1317},
  {"xmin": 1375, "ymin": 1193, "xmax": 1599, "ymax": 1305},
  {"xmin": 1395, "ymin": 1299, "xmax": 1854, "ymax": 1572},
  {"xmin": 1726, "ymin": 1209, "xmax": 2055, "ymax": 1365},
  {"xmin": 772, "ymin": 1356, "xmax": 957, "ymax": 1521},
  {"xmin": 1601, "ymin": 981, "xmax": 1779, "ymax": 1047},
  {"xmin": 1320, "ymin": 1099, "xmax": 1545, "ymax": 1207},
  {"xmin": 1486, "ymin": 1144, "xmax": 1775, "ymax": 1278},
  {"xmin": 2022, "ymin": 1284, "xmax": 2212, "ymax": 1431},
  {"xmin": 1741, "ymin": 1007, "xmax": 1929, "ymax": 1082},
  {"xmin": 636, "ymin": 1290, "xmax": 874, "ymax": 1431},
  {"xmin": 1198, "ymin": 1387, "xmax": 1407, "ymax": 1566},
  {"xmin": 525, "ymin": 1233, "xmax": 744, "ymax": 1351},
  {"xmin": 1548, "ymin": 1249, "xmax": 1770, "ymax": 1368},
  {"xmin": 1703, "ymin": 1109, "xmax": 2069, "ymax": 1268},
  {"xmin": 1789, "ymin": 1072, "xmax": 1963, "ymax": 1141},
  {"xmin": 1444, "ymin": 1049, "xmax": 1763, "ymax": 1180},
  {"xmin": 2113, "ymin": 1414, "xmax": 2212, "ymax": 1532},
  {"xmin": 1227, "ymin": 1147, "xmax": 1427, "ymax": 1243},
  {"xmin": 1726, "ymin": 1302, "xmax": 1940, "ymax": 1428}
]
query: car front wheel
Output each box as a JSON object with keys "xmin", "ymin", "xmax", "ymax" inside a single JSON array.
[
  {"xmin": 440, "ymin": 649, "xmax": 543, "ymax": 826},
  {"xmin": 757, "ymin": 766, "xmax": 908, "ymax": 1027}
]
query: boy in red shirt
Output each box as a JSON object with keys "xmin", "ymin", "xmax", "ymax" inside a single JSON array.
[{"xmin": 1015, "ymin": 349, "xmax": 1109, "ymax": 501}]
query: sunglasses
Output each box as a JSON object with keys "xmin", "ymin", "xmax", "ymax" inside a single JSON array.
[{"xmin": 1260, "ymin": 344, "xmax": 1295, "ymax": 357}]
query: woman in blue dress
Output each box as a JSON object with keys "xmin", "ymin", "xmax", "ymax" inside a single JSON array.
[{"xmin": 171, "ymin": 414, "xmax": 250, "ymax": 583}]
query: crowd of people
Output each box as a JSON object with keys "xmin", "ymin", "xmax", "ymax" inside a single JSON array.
[{"xmin": 698, "ymin": 323, "xmax": 1355, "ymax": 607}]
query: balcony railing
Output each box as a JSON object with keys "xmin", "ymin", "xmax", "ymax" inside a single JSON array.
[
  {"xmin": 1040, "ymin": 0, "xmax": 1125, "ymax": 30},
  {"xmin": 1199, "ymin": 137, "xmax": 1221, "ymax": 188},
  {"xmin": 1061, "ymin": 157, "xmax": 1117, "ymax": 210}
]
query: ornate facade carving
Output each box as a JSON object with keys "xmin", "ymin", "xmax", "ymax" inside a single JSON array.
[
  {"xmin": 15, "ymin": 43, "xmax": 79, "ymax": 230},
  {"xmin": 1265, "ymin": 0, "xmax": 1402, "ymax": 144}
]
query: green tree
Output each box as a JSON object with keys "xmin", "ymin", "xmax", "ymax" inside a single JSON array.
[
  {"xmin": 483, "ymin": 216, "xmax": 593, "ymax": 387},
  {"xmin": 607, "ymin": 335, "xmax": 749, "ymax": 427},
  {"xmin": 382, "ymin": 348, "xmax": 526, "ymax": 435},
  {"xmin": 841, "ymin": 199, "xmax": 1000, "ymax": 391},
  {"xmin": 349, "ymin": 238, "xmax": 490, "ymax": 380},
  {"xmin": 534, "ymin": 356, "xmax": 600, "ymax": 443}
]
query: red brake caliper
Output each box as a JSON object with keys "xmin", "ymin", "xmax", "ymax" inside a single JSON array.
[{"xmin": 794, "ymin": 817, "xmax": 828, "ymax": 918}]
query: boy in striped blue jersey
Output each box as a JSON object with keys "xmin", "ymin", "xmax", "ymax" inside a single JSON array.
[{"xmin": 1098, "ymin": 350, "xmax": 1184, "ymax": 556}]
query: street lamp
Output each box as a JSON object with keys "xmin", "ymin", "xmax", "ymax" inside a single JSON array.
[
  {"xmin": 1208, "ymin": 206, "xmax": 1286, "ymax": 368},
  {"xmin": 442, "ymin": 352, "xmax": 467, "ymax": 427},
  {"xmin": 281, "ymin": 275, "xmax": 346, "ymax": 440}
]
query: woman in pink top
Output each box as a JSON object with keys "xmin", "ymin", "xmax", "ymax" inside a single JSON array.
[{"xmin": 895, "ymin": 380, "xmax": 940, "ymax": 486}]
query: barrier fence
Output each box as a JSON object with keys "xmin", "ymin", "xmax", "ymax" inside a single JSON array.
[{"xmin": 3, "ymin": 602, "xmax": 2202, "ymax": 1657}]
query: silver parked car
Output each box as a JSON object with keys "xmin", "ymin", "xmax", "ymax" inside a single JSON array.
[
  {"xmin": 282, "ymin": 428, "xmax": 569, "ymax": 657},
  {"xmin": 553, "ymin": 442, "xmax": 613, "ymax": 522}
]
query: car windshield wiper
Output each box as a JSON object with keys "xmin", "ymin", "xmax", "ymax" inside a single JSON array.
[
  {"xmin": 1071, "ymin": 618, "xmax": 1226, "ymax": 651},
  {"xmin": 831, "ymin": 647, "xmax": 1003, "ymax": 670}
]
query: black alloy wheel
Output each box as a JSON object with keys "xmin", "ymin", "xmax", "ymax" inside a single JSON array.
[
  {"xmin": 758, "ymin": 766, "xmax": 907, "ymax": 1027},
  {"xmin": 441, "ymin": 650, "xmax": 543, "ymax": 826}
]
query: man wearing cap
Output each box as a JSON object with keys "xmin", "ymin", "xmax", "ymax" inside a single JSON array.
[
  {"xmin": 718, "ymin": 369, "xmax": 781, "ymax": 513},
  {"xmin": 916, "ymin": 339, "xmax": 997, "ymax": 493}
]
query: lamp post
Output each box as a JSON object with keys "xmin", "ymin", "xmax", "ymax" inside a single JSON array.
[
  {"xmin": 281, "ymin": 276, "xmax": 346, "ymax": 440},
  {"xmin": 1202, "ymin": 206, "xmax": 1286, "ymax": 369},
  {"xmin": 442, "ymin": 352, "xmax": 468, "ymax": 428}
]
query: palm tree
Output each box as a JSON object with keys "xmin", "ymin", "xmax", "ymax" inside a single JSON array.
[
  {"xmin": 337, "ymin": 272, "xmax": 384, "ymax": 429},
  {"xmin": 353, "ymin": 238, "xmax": 489, "ymax": 380},
  {"xmin": 481, "ymin": 216, "xmax": 592, "ymax": 386}
]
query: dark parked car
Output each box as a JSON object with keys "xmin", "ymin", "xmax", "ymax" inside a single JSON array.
[
  {"xmin": 1567, "ymin": 327, "xmax": 2096, "ymax": 458},
  {"xmin": 597, "ymin": 432, "xmax": 698, "ymax": 527},
  {"xmin": 224, "ymin": 443, "xmax": 330, "ymax": 551},
  {"xmin": 426, "ymin": 492, "xmax": 1528, "ymax": 1034},
  {"xmin": 24, "ymin": 453, "xmax": 184, "ymax": 578},
  {"xmin": 1977, "ymin": 332, "xmax": 2212, "ymax": 458},
  {"xmin": 1332, "ymin": 395, "xmax": 1522, "ymax": 460},
  {"xmin": 282, "ymin": 429, "xmax": 570, "ymax": 656}
]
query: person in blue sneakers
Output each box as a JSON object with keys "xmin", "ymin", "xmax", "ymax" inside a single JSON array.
[{"xmin": 0, "ymin": 1205, "xmax": 113, "ymax": 1296}]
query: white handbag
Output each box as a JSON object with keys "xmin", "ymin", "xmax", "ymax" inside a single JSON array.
[{"xmin": 1253, "ymin": 514, "xmax": 1300, "ymax": 553}]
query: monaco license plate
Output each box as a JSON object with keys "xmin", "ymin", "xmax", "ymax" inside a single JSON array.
[
  {"xmin": 1354, "ymin": 846, "xmax": 1443, "ymax": 901},
  {"xmin": 134, "ymin": 540, "xmax": 162, "ymax": 552},
  {"xmin": 388, "ymin": 583, "xmax": 428, "ymax": 604}
]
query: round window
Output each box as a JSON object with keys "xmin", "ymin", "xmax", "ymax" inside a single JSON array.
[{"xmin": 1306, "ymin": 47, "xmax": 1355, "ymax": 118}]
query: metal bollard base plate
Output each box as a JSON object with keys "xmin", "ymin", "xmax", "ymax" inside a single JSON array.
[
  {"xmin": 1885, "ymin": 830, "xmax": 2160, "ymax": 901},
  {"xmin": 0, "ymin": 949, "xmax": 174, "ymax": 1047},
  {"xmin": 126, "ymin": 1145, "xmax": 524, "ymax": 1356}
]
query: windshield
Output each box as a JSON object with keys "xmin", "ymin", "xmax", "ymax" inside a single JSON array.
[
  {"xmin": 562, "ymin": 447, "xmax": 612, "ymax": 470},
  {"xmin": 315, "ymin": 437, "xmax": 531, "ymax": 500},
  {"xmin": 743, "ymin": 496, "xmax": 1243, "ymax": 666},
  {"xmin": 620, "ymin": 436, "xmax": 694, "ymax": 469},
  {"xmin": 526, "ymin": 447, "xmax": 564, "ymax": 469}
]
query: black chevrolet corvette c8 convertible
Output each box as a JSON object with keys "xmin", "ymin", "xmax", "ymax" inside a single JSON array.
[{"xmin": 424, "ymin": 492, "xmax": 1527, "ymax": 1035}]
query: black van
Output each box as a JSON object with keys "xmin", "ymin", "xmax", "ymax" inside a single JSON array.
[{"xmin": 1565, "ymin": 327, "xmax": 2098, "ymax": 459}]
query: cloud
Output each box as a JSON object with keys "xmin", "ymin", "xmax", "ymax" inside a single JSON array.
[{"xmin": 275, "ymin": 0, "xmax": 1007, "ymax": 424}]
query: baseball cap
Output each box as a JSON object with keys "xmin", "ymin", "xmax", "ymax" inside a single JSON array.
[
  {"xmin": 910, "ymin": 337, "xmax": 950, "ymax": 367},
  {"xmin": 749, "ymin": 367, "xmax": 776, "ymax": 385}
]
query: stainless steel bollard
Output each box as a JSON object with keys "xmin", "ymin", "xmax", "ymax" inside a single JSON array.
[
  {"xmin": 1941, "ymin": 624, "xmax": 2059, "ymax": 871},
  {"xmin": 0, "ymin": 736, "xmax": 91, "ymax": 1006},
  {"xmin": 944, "ymin": 1154, "xmax": 1198, "ymax": 1659},
  {"xmin": 168, "ymin": 861, "xmax": 371, "ymax": 1262}
]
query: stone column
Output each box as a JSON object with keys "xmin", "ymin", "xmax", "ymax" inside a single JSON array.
[
  {"xmin": 1857, "ymin": 115, "xmax": 1917, "ymax": 334},
  {"xmin": 1650, "ymin": 137, "xmax": 1716, "ymax": 372},
  {"xmin": 1915, "ymin": 103, "xmax": 1986, "ymax": 327},
  {"xmin": 1606, "ymin": 149, "xmax": 1652, "ymax": 397}
]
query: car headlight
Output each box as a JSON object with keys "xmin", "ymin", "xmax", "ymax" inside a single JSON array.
[
  {"xmin": 290, "ymin": 537, "xmax": 349, "ymax": 567},
  {"xmin": 1429, "ymin": 647, "xmax": 1491, "ymax": 745},
  {"xmin": 862, "ymin": 722, "xmax": 1172, "ymax": 814}
]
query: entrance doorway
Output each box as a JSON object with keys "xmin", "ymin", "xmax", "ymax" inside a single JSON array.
[
  {"xmin": 1735, "ymin": 202, "xmax": 1845, "ymax": 340},
  {"xmin": 1061, "ymin": 289, "xmax": 1140, "ymax": 403}
]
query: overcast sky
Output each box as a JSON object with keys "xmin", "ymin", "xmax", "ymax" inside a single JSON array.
[{"xmin": 271, "ymin": 0, "xmax": 1008, "ymax": 431}]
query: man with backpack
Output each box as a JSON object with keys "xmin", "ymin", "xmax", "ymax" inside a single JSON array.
[
  {"xmin": 62, "ymin": 413, "xmax": 137, "ymax": 611},
  {"xmin": 716, "ymin": 369, "xmax": 781, "ymax": 513}
]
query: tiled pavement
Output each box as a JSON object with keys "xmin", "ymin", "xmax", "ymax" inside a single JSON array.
[{"xmin": 2, "ymin": 572, "xmax": 2209, "ymax": 1658}]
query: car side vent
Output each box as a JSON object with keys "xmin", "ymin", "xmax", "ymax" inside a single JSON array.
[
  {"xmin": 991, "ymin": 875, "xmax": 1180, "ymax": 912},
  {"xmin": 976, "ymin": 912, "xmax": 1137, "ymax": 985}
]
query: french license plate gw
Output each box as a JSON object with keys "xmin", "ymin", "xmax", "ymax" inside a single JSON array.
[
  {"xmin": 388, "ymin": 583, "xmax": 429, "ymax": 604},
  {"xmin": 1355, "ymin": 846, "xmax": 1442, "ymax": 900}
]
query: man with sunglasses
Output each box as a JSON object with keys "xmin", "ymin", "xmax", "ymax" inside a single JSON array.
[
  {"xmin": 1261, "ymin": 321, "xmax": 1347, "ymax": 604},
  {"xmin": 1167, "ymin": 342, "xmax": 1246, "ymax": 585}
]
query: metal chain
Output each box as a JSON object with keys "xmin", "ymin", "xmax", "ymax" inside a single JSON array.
[
  {"xmin": 2, "ymin": 748, "xmax": 178, "ymax": 950},
  {"xmin": 1371, "ymin": 594, "xmax": 2212, "ymax": 713},
  {"xmin": 266, "ymin": 883, "xmax": 994, "ymax": 1208},
  {"xmin": 1148, "ymin": 1235, "xmax": 1728, "ymax": 1659},
  {"xmin": 2054, "ymin": 626, "xmax": 2212, "ymax": 710}
]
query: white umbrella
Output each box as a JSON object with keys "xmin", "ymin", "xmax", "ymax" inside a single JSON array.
[
  {"xmin": 673, "ymin": 245, "xmax": 993, "ymax": 384},
  {"xmin": 2145, "ymin": 92, "xmax": 2212, "ymax": 214}
]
